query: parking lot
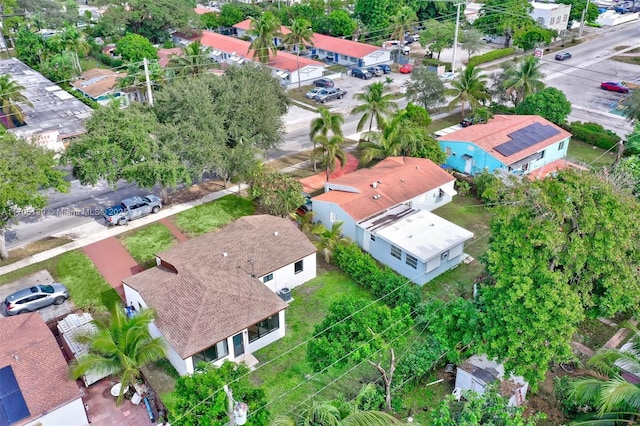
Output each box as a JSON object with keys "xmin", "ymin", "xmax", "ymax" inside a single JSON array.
[{"xmin": 0, "ymin": 270, "xmax": 75, "ymax": 322}]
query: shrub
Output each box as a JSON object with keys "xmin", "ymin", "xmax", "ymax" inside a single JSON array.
[
  {"xmin": 333, "ymin": 243, "xmax": 422, "ymax": 312},
  {"xmin": 468, "ymin": 47, "xmax": 516, "ymax": 67},
  {"xmin": 474, "ymin": 170, "xmax": 502, "ymax": 204},
  {"xmin": 561, "ymin": 121, "xmax": 620, "ymax": 150}
]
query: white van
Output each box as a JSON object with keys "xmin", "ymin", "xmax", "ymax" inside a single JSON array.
[{"xmin": 382, "ymin": 40, "xmax": 411, "ymax": 55}]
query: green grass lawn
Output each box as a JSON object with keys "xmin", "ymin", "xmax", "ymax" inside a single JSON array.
[
  {"xmin": 174, "ymin": 194, "xmax": 255, "ymax": 237},
  {"xmin": 120, "ymin": 223, "xmax": 177, "ymax": 269},
  {"xmin": 567, "ymin": 139, "xmax": 616, "ymax": 169},
  {"xmin": 425, "ymin": 196, "xmax": 491, "ymax": 299},
  {"xmin": 427, "ymin": 115, "xmax": 462, "ymax": 133},
  {"xmin": 250, "ymin": 269, "xmax": 376, "ymax": 416}
]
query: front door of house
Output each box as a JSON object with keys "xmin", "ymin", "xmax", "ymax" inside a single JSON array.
[
  {"xmin": 464, "ymin": 157, "xmax": 473, "ymax": 174},
  {"xmin": 233, "ymin": 333, "xmax": 244, "ymax": 357}
]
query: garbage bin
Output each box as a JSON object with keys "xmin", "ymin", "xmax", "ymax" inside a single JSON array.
[{"xmin": 279, "ymin": 288, "xmax": 291, "ymax": 302}]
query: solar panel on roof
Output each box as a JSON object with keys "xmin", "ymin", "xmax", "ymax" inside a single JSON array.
[
  {"xmin": 494, "ymin": 123, "xmax": 560, "ymax": 157},
  {"xmin": 0, "ymin": 366, "xmax": 30, "ymax": 426}
]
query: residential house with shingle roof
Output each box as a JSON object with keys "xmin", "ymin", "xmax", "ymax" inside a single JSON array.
[
  {"xmin": 0, "ymin": 313, "xmax": 88, "ymax": 426},
  {"xmin": 122, "ymin": 215, "xmax": 317, "ymax": 375},
  {"xmin": 312, "ymin": 157, "xmax": 473, "ymax": 285},
  {"xmin": 436, "ymin": 115, "xmax": 573, "ymax": 177},
  {"xmin": 233, "ymin": 19, "xmax": 391, "ymax": 67},
  {"xmin": 71, "ymin": 68, "xmax": 128, "ymax": 106}
]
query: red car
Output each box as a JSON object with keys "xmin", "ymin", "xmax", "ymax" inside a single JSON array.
[
  {"xmin": 399, "ymin": 64, "xmax": 414, "ymax": 74},
  {"xmin": 600, "ymin": 82, "xmax": 630, "ymax": 93}
]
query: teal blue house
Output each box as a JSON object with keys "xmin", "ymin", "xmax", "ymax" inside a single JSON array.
[{"xmin": 437, "ymin": 115, "xmax": 572, "ymax": 178}]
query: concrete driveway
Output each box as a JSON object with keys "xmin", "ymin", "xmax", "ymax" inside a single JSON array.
[{"xmin": 0, "ymin": 270, "xmax": 75, "ymax": 322}]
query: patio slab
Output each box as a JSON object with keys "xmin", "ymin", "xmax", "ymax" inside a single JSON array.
[{"xmin": 83, "ymin": 378, "xmax": 154, "ymax": 426}]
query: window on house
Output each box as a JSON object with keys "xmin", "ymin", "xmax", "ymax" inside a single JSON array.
[
  {"xmin": 446, "ymin": 147, "xmax": 452, "ymax": 156},
  {"xmin": 558, "ymin": 141, "xmax": 565, "ymax": 150},
  {"xmin": 294, "ymin": 260, "xmax": 303, "ymax": 274},
  {"xmin": 248, "ymin": 314, "xmax": 280, "ymax": 342},
  {"xmin": 540, "ymin": 150, "xmax": 545, "ymax": 158},
  {"xmin": 550, "ymin": 17, "xmax": 555, "ymax": 24},
  {"xmin": 192, "ymin": 340, "xmax": 229, "ymax": 364},
  {"xmin": 391, "ymin": 245, "xmax": 402, "ymax": 260},
  {"xmin": 263, "ymin": 273, "xmax": 273, "ymax": 283},
  {"xmin": 370, "ymin": 234, "xmax": 376, "ymax": 241},
  {"xmin": 441, "ymin": 250, "xmax": 449, "ymax": 260},
  {"xmin": 436, "ymin": 188, "xmax": 445, "ymax": 201},
  {"xmin": 564, "ymin": 14, "xmax": 568, "ymax": 21},
  {"xmin": 341, "ymin": 55, "xmax": 348, "ymax": 60},
  {"xmin": 406, "ymin": 254, "xmax": 418, "ymax": 269}
]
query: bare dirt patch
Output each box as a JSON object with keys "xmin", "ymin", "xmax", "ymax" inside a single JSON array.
[{"xmin": 166, "ymin": 179, "xmax": 226, "ymax": 205}]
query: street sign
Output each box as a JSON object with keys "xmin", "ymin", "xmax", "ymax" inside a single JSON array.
[{"xmin": 534, "ymin": 48, "xmax": 544, "ymax": 59}]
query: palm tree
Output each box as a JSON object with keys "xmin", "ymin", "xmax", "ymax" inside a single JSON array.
[
  {"xmin": 622, "ymin": 90, "xmax": 640, "ymax": 122},
  {"xmin": 389, "ymin": 6, "xmax": 418, "ymax": 45},
  {"xmin": 447, "ymin": 65, "xmax": 490, "ymax": 119},
  {"xmin": 168, "ymin": 41, "xmax": 216, "ymax": 76},
  {"xmin": 290, "ymin": 210, "xmax": 323, "ymax": 235},
  {"xmin": 70, "ymin": 304, "xmax": 166, "ymax": 405},
  {"xmin": 311, "ymin": 134, "xmax": 347, "ymax": 182},
  {"xmin": 0, "ymin": 75, "xmax": 33, "ymax": 128},
  {"xmin": 309, "ymin": 107, "xmax": 344, "ymax": 171},
  {"xmin": 248, "ymin": 12, "xmax": 282, "ymax": 64},
  {"xmin": 503, "ymin": 55, "xmax": 545, "ymax": 106},
  {"xmin": 282, "ymin": 18, "xmax": 314, "ymax": 89},
  {"xmin": 351, "ymin": 82, "xmax": 398, "ymax": 140},
  {"xmin": 359, "ymin": 112, "xmax": 418, "ymax": 163},
  {"xmin": 569, "ymin": 322, "xmax": 640, "ymax": 423},
  {"xmin": 60, "ymin": 26, "xmax": 90, "ymax": 74},
  {"xmin": 312, "ymin": 221, "xmax": 350, "ymax": 263}
]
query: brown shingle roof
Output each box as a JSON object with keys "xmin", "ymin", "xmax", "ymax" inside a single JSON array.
[
  {"xmin": 437, "ymin": 115, "xmax": 572, "ymax": 165},
  {"xmin": 71, "ymin": 68, "xmax": 121, "ymax": 99},
  {"xmin": 123, "ymin": 215, "xmax": 316, "ymax": 358},
  {"xmin": 313, "ymin": 157, "xmax": 455, "ymax": 222},
  {"xmin": 0, "ymin": 314, "xmax": 82, "ymax": 425}
]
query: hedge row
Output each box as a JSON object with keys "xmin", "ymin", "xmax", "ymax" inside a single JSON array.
[
  {"xmin": 560, "ymin": 121, "xmax": 620, "ymax": 150},
  {"xmin": 333, "ymin": 243, "xmax": 422, "ymax": 313},
  {"xmin": 468, "ymin": 47, "xmax": 516, "ymax": 67}
]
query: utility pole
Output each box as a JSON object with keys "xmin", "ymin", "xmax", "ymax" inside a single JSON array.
[
  {"xmin": 143, "ymin": 57, "xmax": 154, "ymax": 106},
  {"xmin": 578, "ymin": 0, "xmax": 591, "ymax": 38},
  {"xmin": 451, "ymin": 1, "xmax": 462, "ymax": 73},
  {"xmin": 224, "ymin": 385, "xmax": 235, "ymax": 426},
  {"xmin": 223, "ymin": 385, "xmax": 248, "ymax": 426}
]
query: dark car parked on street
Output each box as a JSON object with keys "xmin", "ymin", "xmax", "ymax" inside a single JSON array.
[
  {"xmin": 351, "ymin": 68, "xmax": 373, "ymax": 79},
  {"xmin": 378, "ymin": 64, "xmax": 392, "ymax": 74},
  {"xmin": 4, "ymin": 284, "xmax": 69, "ymax": 315},
  {"xmin": 555, "ymin": 52, "xmax": 572, "ymax": 61},
  {"xmin": 313, "ymin": 78, "xmax": 335, "ymax": 88},
  {"xmin": 104, "ymin": 194, "xmax": 162, "ymax": 226}
]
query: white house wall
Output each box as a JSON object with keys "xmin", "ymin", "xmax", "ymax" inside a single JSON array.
[
  {"xmin": 259, "ymin": 253, "xmax": 316, "ymax": 293},
  {"xmin": 24, "ymin": 398, "xmax": 88, "ymax": 426},
  {"xmin": 361, "ymin": 50, "xmax": 391, "ymax": 67},
  {"xmin": 247, "ymin": 310, "xmax": 286, "ymax": 354},
  {"xmin": 312, "ymin": 201, "xmax": 358, "ymax": 241},
  {"xmin": 407, "ymin": 182, "xmax": 456, "ymax": 211}
]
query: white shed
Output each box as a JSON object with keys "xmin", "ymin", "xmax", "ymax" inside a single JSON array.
[
  {"xmin": 58, "ymin": 312, "xmax": 109, "ymax": 386},
  {"xmin": 454, "ymin": 354, "xmax": 529, "ymax": 407}
]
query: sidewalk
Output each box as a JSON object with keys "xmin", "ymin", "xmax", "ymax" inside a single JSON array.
[{"xmin": 0, "ymin": 184, "xmax": 247, "ymax": 276}]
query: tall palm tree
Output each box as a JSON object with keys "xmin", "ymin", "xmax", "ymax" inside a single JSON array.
[
  {"xmin": 351, "ymin": 82, "xmax": 398, "ymax": 140},
  {"xmin": 359, "ymin": 112, "xmax": 418, "ymax": 163},
  {"xmin": 248, "ymin": 12, "xmax": 282, "ymax": 64},
  {"xmin": 569, "ymin": 322, "xmax": 640, "ymax": 423},
  {"xmin": 389, "ymin": 6, "xmax": 418, "ymax": 44},
  {"xmin": 282, "ymin": 18, "xmax": 314, "ymax": 89},
  {"xmin": 312, "ymin": 221, "xmax": 350, "ymax": 263},
  {"xmin": 168, "ymin": 41, "xmax": 216, "ymax": 77},
  {"xmin": 309, "ymin": 107, "xmax": 344, "ymax": 171},
  {"xmin": 503, "ymin": 55, "xmax": 545, "ymax": 106},
  {"xmin": 60, "ymin": 26, "xmax": 90, "ymax": 74},
  {"xmin": 311, "ymin": 134, "xmax": 347, "ymax": 182},
  {"xmin": 0, "ymin": 75, "xmax": 33, "ymax": 128},
  {"xmin": 447, "ymin": 65, "xmax": 490, "ymax": 119},
  {"xmin": 70, "ymin": 304, "xmax": 166, "ymax": 405}
]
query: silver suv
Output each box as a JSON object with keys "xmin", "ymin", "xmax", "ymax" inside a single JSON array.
[{"xmin": 4, "ymin": 284, "xmax": 69, "ymax": 315}]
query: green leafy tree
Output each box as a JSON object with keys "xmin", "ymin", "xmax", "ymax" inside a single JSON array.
[
  {"xmin": 309, "ymin": 107, "xmax": 344, "ymax": 171},
  {"xmin": 282, "ymin": 18, "xmax": 314, "ymax": 88},
  {"xmin": 359, "ymin": 111, "xmax": 418, "ymax": 163},
  {"xmin": 515, "ymin": 87, "xmax": 572, "ymax": 124},
  {"xmin": 62, "ymin": 102, "xmax": 189, "ymax": 203},
  {"xmin": 0, "ymin": 132, "xmax": 69, "ymax": 259},
  {"xmin": 307, "ymin": 298, "xmax": 414, "ymax": 411},
  {"xmin": 0, "ymin": 74, "xmax": 33, "ymax": 127},
  {"xmin": 354, "ymin": 0, "xmax": 395, "ymax": 36},
  {"xmin": 168, "ymin": 40, "xmax": 216, "ymax": 77},
  {"xmin": 200, "ymin": 12, "xmax": 220, "ymax": 29},
  {"xmin": 431, "ymin": 384, "xmax": 544, "ymax": 425},
  {"xmin": 351, "ymin": 81, "xmax": 398, "ymax": 139},
  {"xmin": 311, "ymin": 134, "xmax": 347, "ymax": 182},
  {"xmin": 447, "ymin": 65, "xmax": 490, "ymax": 118},
  {"xmin": 480, "ymin": 170, "xmax": 640, "ymax": 387},
  {"xmin": 389, "ymin": 5, "xmax": 418, "ymax": 43},
  {"xmin": 169, "ymin": 362, "xmax": 270, "ymax": 426},
  {"xmin": 40, "ymin": 52, "xmax": 77, "ymax": 83},
  {"xmin": 617, "ymin": 155, "xmax": 640, "ymax": 195},
  {"xmin": 116, "ymin": 33, "xmax": 158, "ymax": 63},
  {"xmin": 503, "ymin": 55, "xmax": 545, "ymax": 106},
  {"xmin": 404, "ymin": 66, "xmax": 447, "ymax": 110},
  {"xmin": 316, "ymin": 10, "xmax": 357, "ymax": 37},
  {"xmin": 311, "ymin": 221, "xmax": 350, "ymax": 263},
  {"xmin": 474, "ymin": 0, "xmax": 535, "ymax": 47},
  {"xmin": 513, "ymin": 27, "xmax": 554, "ymax": 51},
  {"xmin": 56, "ymin": 26, "xmax": 90, "ymax": 74},
  {"xmin": 248, "ymin": 11, "xmax": 282, "ymax": 64},
  {"xmin": 247, "ymin": 165, "xmax": 305, "ymax": 217},
  {"xmin": 219, "ymin": 3, "xmax": 253, "ymax": 27},
  {"xmin": 14, "ymin": 26, "xmax": 46, "ymax": 68},
  {"xmin": 119, "ymin": 59, "xmax": 167, "ymax": 95},
  {"xmin": 569, "ymin": 322, "xmax": 640, "ymax": 423},
  {"xmin": 460, "ymin": 28, "xmax": 485, "ymax": 61},
  {"xmin": 419, "ymin": 20, "xmax": 455, "ymax": 60},
  {"xmin": 70, "ymin": 304, "xmax": 166, "ymax": 405},
  {"xmin": 556, "ymin": 0, "xmax": 599, "ymax": 24}
]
